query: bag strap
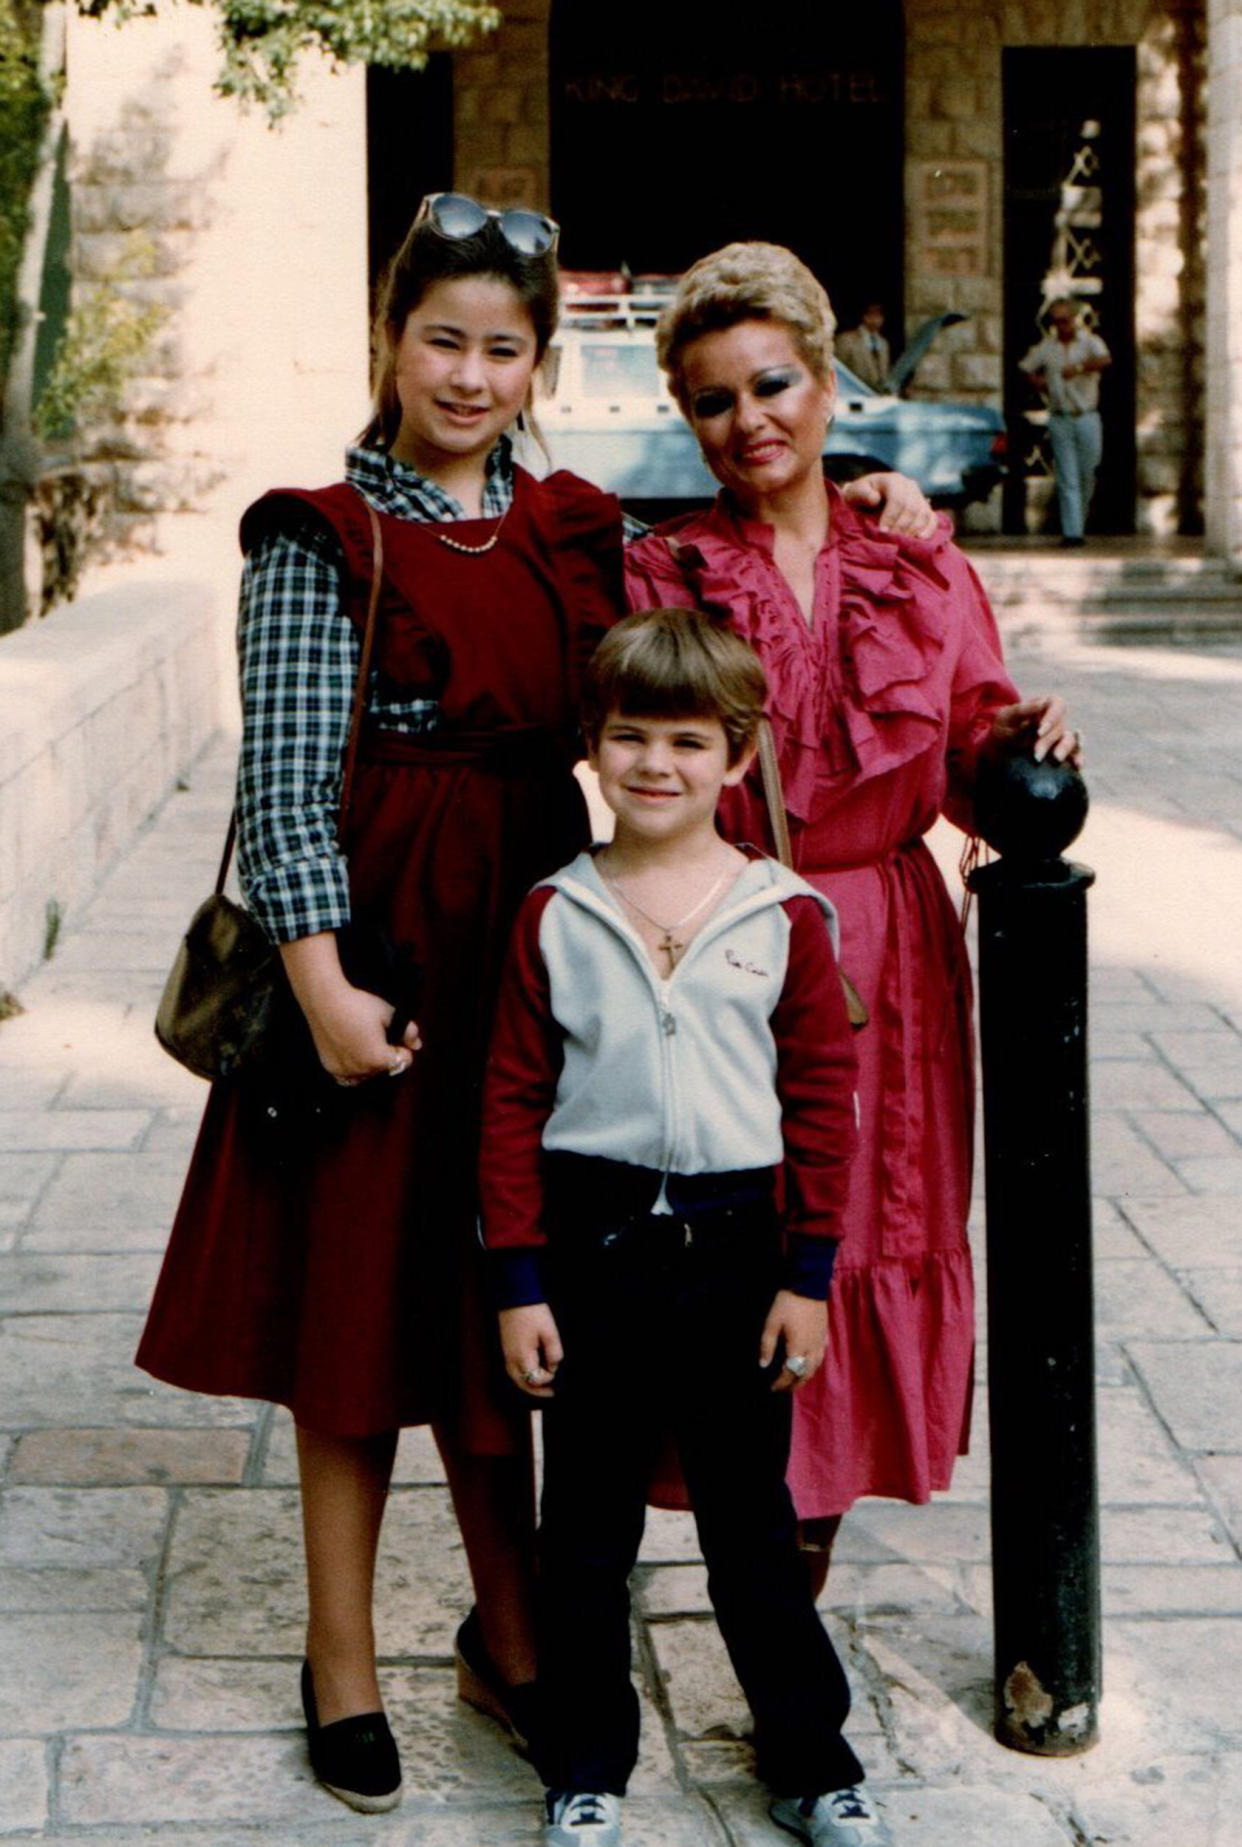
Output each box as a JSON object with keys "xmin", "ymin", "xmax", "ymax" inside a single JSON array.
[
  {"xmin": 214, "ymin": 492, "xmax": 386, "ymax": 895},
  {"xmin": 662, "ymin": 534, "xmax": 794, "ymax": 869},
  {"xmin": 338, "ymin": 499, "xmax": 384, "ymax": 839},
  {"xmin": 213, "ymin": 811, "xmax": 239, "ymax": 896},
  {"xmin": 757, "ymin": 717, "xmax": 794, "ymax": 868},
  {"xmin": 756, "ymin": 684, "xmax": 870, "ymax": 1031}
]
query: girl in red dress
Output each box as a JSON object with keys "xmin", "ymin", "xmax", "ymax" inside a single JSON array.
[{"xmin": 137, "ymin": 195, "xmax": 627, "ymax": 1811}]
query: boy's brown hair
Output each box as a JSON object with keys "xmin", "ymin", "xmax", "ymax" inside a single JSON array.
[{"xmin": 582, "ymin": 608, "xmax": 767, "ymax": 765}]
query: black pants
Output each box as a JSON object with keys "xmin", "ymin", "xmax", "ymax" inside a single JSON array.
[{"xmin": 536, "ymin": 1159, "xmax": 864, "ymax": 1799}]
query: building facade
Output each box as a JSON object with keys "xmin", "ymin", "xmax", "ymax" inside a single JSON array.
[{"xmin": 62, "ymin": 0, "xmax": 1242, "ymax": 562}]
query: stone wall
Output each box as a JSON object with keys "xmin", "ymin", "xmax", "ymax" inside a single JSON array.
[
  {"xmin": 0, "ymin": 571, "xmax": 229, "ymax": 991},
  {"xmin": 451, "ymin": 1, "xmax": 1210, "ymax": 534},
  {"xmin": 64, "ymin": 4, "xmax": 369, "ymax": 553},
  {"xmin": 69, "ymin": 96, "xmax": 221, "ymax": 553},
  {"xmin": 6, "ymin": 8, "xmax": 373, "ymax": 984},
  {"xmin": 905, "ymin": 0, "xmax": 1207, "ymax": 534},
  {"xmin": 454, "ymin": 0, "xmax": 552, "ymax": 207}
]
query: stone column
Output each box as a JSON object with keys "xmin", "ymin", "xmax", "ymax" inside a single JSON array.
[{"xmin": 1207, "ymin": 0, "xmax": 1242, "ymax": 565}]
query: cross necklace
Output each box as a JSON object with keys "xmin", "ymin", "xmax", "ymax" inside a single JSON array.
[{"xmin": 600, "ymin": 865, "xmax": 729, "ymax": 969}]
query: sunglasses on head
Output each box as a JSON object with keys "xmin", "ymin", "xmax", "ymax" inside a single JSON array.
[{"xmin": 415, "ymin": 192, "xmax": 560, "ymax": 259}]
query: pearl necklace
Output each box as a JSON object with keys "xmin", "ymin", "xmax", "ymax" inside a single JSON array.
[
  {"xmin": 600, "ymin": 863, "xmax": 729, "ymax": 969},
  {"xmin": 434, "ymin": 501, "xmax": 510, "ymax": 555}
]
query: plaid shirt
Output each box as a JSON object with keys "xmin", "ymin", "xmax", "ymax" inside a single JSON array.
[
  {"xmin": 236, "ymin": 441, "xmax": 517, "ymax": 941},
  {"xmin": 237, "ymin": 439, "xmax": 649, "ymax": 943}
]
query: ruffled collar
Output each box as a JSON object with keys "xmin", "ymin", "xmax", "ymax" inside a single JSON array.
[{"xmin": 658, "ymin": 485, "xmax": 957, "ymax": 821}]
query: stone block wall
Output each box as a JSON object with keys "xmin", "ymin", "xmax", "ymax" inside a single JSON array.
[
  {"xmin": 64, "ymin": 4, "xmax": 369, "ymax": 554},
  {"xmin": 68, "ymin": 98, "xmax": 222, "ymax": 553},
  {"xmin": 450, "ymin": 1, "xmax": 1210, "ymax": 534},
  {"xmin": 905, "ymin": 0, "xmax": 1207, "ymax": 534},
  {"xmin": 0, "ymin": 573, "xmax": 228, "ymax": 991},
  {"xmin": 454, "ymin": 0, "xmax": 552, "ymax": 207}
]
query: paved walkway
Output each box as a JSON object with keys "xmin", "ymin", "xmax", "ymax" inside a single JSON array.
[{"xmin": 1, "ymin": 623, "xmax": 1241, "ymax": 1845}]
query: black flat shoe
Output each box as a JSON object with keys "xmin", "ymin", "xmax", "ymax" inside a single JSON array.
[
  {"xmin": 301, "ymin": 1660, "xmax": 402, "ymax": 1813},
  {"xmin": 454, "ymin": 1608, "xmax": 541, "ymax": 1758}
]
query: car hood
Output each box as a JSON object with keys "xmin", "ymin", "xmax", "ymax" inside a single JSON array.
[{"xmin": 884, "ymin": 311, "xmax": 969, "ymax": 395}]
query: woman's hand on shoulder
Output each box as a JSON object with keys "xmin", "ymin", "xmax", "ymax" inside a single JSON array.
[
  {"xmin": 279, "ymin": 933, "xmax": 422, "ymax": 1084},
  {"xmin": 988, "ymin": 694, "xmax": 1084, "ymax": 768},
  {"xmin": 842, "ymin": 470, "xmax": 938, "ymax": 538}
]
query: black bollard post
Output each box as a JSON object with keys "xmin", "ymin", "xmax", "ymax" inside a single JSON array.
[{"xmin": 968, "ymin": 750, "xmax": 1100, "ymax": 1756}]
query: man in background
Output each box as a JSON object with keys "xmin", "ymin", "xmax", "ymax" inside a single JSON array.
[
  {"xmin": 835, "ymin": 301, "xmax": 891, "ymax": 391},
  {"xmin": 1019, "ymin": 299, "xmax": 1111, "ymax": 548}
]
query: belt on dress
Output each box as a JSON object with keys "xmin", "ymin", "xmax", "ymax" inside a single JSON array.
[
  {"xmin": 361, "ymin": 725, "xmax": 579, "ymax": 771},
  {"xmin": 793, "ymin": 833, "xmax": 924, "ymax": 876}
]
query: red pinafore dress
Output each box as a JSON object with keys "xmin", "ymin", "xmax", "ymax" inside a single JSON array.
[{"xmin": 136, "ymin": 467, "xmax": 623, "ymax": 1444}]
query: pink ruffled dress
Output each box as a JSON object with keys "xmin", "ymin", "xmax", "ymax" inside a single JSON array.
[{"xmin": 625, "ymin": 489, "xmax": 1019, "ymax": 1517}]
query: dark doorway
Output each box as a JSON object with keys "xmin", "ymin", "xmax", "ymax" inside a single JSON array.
[
  {"xmin": 366, "ymin": 58, "xmax": 455, "ymax": 302},
  {"xmin": 549, "ymin": 1, "xmax": 904, "ymax": 335},
  {"xmin": 1002, "ymin": 47, "xmax": 1136, "ymax": 534}
]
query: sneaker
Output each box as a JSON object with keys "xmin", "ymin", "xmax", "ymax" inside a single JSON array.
[
  {"xmin": 771, "ymin": 1785, "xmax": 892, "ymax": 1847},
  {"xmin": 544, "ymin": 1789, "xmax": 625, "ymax": 1846}
]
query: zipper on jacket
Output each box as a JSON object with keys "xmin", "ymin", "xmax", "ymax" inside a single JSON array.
[
  {"xmin": 552, "ymin": 857, "xmax": 833, "ymax": 1203},
  {"xmin": 654, "ymin": 978, "xmax": 678, "ymax": 1210}
]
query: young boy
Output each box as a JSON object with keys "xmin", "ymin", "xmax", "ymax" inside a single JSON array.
[{"xmin": 479, "ymin": 609, "xmax": 890, "ymax": 1847}]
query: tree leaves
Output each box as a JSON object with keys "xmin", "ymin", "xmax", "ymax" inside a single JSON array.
[{"xmin": 84, "ymin": 0, "xmax": 502, "ymax": 116}]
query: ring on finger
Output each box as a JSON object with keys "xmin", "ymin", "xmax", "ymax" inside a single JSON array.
[
  {"xmin": 522, "ymin": 1369, "xmax": 542, "ymax": 1387},
  {"xmin": 784, "ymin": 1354, "xmax": 809, "ymax": 1379}
]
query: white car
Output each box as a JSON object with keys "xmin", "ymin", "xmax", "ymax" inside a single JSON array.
[{"xmin": 536, "ymin": 292, "xmax": 1007, "ymax": 515}]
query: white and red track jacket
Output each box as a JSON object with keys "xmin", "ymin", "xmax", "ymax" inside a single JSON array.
[{"xmin": 479, "ymin": 850, "xmax": 858, "ymax": 1309}]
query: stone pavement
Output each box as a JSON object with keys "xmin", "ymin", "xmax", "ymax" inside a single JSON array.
[{"xmin": 2, "ymin": 625, "xmax": 1242, "ymax": 1846}]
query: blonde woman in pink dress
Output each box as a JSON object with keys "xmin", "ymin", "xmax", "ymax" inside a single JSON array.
[{"xmin": 625, "ymin": 243, "xmax": 1082, "ymax": 1580}]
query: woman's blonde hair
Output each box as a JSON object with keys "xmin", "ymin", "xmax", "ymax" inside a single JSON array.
[
  {"xmin": 656, "ymin": 242, "xmax": 837, "ymax": 410},
  {"xmin": 582, "ymin": 608, "xmax": 767, "ymax": 766}
]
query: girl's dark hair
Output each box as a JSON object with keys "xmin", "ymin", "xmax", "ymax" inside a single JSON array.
[
  {"xmin": 362, "ymin": 212, "xmax": 560, "ymax": 449},
  {"xmin": 582, "ymin": 608, "xmax": 767, "ymax": 766}
]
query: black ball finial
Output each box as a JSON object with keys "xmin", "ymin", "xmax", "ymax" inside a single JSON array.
[{"xmin": 974, "ymin": 750, "xmax": 1089, "ymax": 864}]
